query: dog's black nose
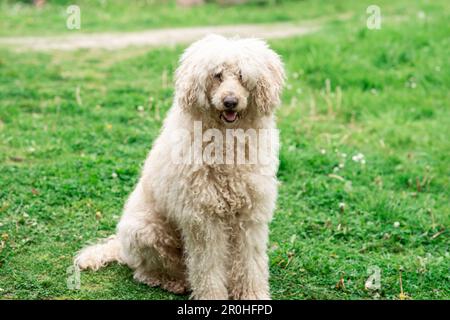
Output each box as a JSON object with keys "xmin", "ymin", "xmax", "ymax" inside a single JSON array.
[{"xmin": 223, "ymin": 96, "xmax": 238, "ymax": 109}]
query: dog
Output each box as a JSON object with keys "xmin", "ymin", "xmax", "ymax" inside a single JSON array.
[{"xmin": 75, "ymin": 34, "xmax": 285, "ymax": 300}]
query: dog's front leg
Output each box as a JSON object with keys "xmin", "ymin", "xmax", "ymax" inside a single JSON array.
[
  {"xmin": 229, "ymin": 220, "xmax": 271, "ymax": 300},
  {"xmin": 183, "ymin": 219, "xmax": 229, "ymax": 300}
]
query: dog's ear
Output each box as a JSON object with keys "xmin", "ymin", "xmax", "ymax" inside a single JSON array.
[
  {"xmin": 175, "ymin": 37, "xmax": 219, "ymax": 111},
  {"xmin": 175, "ymin": 71, "xmax": 207, "ymax": 111},
  {"xmin": 254, "ymin": 49, "xmax": 285, "ymax": 115},
  {"xmin": 175, "ymin": 65, "xmax": 209, "ymax": 111}
]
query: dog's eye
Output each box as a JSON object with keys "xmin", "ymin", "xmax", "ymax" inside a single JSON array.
[
  {"xmin": 239, "ymin": 71, "xmax": 243, "ymax": 81},
  {"xmin": 214, "ymin": 72, "xmax": 223, "ymax": 82}
]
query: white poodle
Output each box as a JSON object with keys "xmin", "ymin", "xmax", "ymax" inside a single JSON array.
[{"xmin": 75, "ymin": 34, "xmax": 285, "ymax": 300}]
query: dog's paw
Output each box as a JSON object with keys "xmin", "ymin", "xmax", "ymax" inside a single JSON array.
[
  {"xmin": 239, "ymin": 292, "xmax": 271, "ymax": 300},
  {"xmin": 133, "ymin": 270, "xmax": 161, "ymax": 287},
  {"xmin": 191, "ymin": 290, "xmax": 229, "ymax": 300},
  {"xmin": 134, "ymin": 270, "xmax": 188, "ymax": 295},
  {"xmin": 230, "ymin": 287, "xmax": 271, "ymax": 300},
  {"xmin": 74, "ymin": 252, "xmax": 104, "ymax": 271},
  {"xmin": 162, "ymin": 280, "xmax": 189, "ymax": 295}
]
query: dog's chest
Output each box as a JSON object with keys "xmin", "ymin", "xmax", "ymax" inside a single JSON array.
[{"xmin": 189, "ymin": 165, "xmax": 262, "ymax": 217}]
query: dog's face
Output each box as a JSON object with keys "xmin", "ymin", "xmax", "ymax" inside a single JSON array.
[
  {"xmin": 175, "ymin": 35, "xmax": 285, "ymax": 126},
  {"xmin": 209, "ymin": 64, "xmax": 250, "ymax": 125}
]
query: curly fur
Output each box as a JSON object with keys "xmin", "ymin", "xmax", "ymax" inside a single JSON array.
[{"xmin": 74, "ymin": 34, "xmax": 285, "ymax": 300}]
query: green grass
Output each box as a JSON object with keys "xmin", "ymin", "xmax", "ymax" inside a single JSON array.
[
  {"xmin": 0, "ymin": 0, "xmax": 449, "ymax": 299},
  {"xmin": 0, "ymin": 0, "xmax": 335, "ymax": 36},
  {"xmin": 0, "ymin": 0, "xmax": 399, "ymax": 36}
]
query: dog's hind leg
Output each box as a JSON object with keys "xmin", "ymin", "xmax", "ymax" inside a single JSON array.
[
  {"xmin": 117, "ymin": 184, "xmax": 188, "ymax": 294},
  {"xmin": 75, "ymin": 235, "xmax": 122, "ymax": 271},
  {"xmin": 118, "ymin": 211, "xmax": 188, "ymax": 294}
]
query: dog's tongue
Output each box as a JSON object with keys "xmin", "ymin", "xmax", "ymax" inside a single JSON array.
[{"xmin": 223, "ymin": 111, "xmax": 237, "ymax": 122}]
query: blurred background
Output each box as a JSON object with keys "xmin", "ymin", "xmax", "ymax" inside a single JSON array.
[
  {"xmin": 0, "ymin": 0, "xmax": 449, "ymax": 300},
  {"xmin": 1, "ymin": 0, "xmax": 356, "ymax": 36}
]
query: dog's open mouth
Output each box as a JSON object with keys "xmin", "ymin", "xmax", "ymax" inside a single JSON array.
[{"xmin": 221, "ymin": 111, "xmax": 238, "ymax": 123}]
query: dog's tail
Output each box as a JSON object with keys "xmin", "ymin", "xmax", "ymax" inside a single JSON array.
[{"xmin": 74, "ymin": 235, "xmax": 122, "ymax": 271}]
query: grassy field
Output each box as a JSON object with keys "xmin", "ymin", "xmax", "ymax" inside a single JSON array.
[
  {"xmin": 0, "ymin": 0, "xmax": 449, "ymax": 299},
  {"xmin": 1, "ymin": 0, "xmax": 369, "ymax": 36}
]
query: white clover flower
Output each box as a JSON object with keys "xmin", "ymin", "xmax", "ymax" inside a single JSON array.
[{"xmin": 352, "ymin": 153, "xmax": 365, "ymax": 163}]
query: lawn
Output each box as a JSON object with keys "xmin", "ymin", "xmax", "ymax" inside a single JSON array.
[
  {"xmin": 0, "ymin": 0, "xmax": 449, "ymax": 299},
  {"xmin": 1, "ymin": 0, "xmax": 371, "ymax": 36}
]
